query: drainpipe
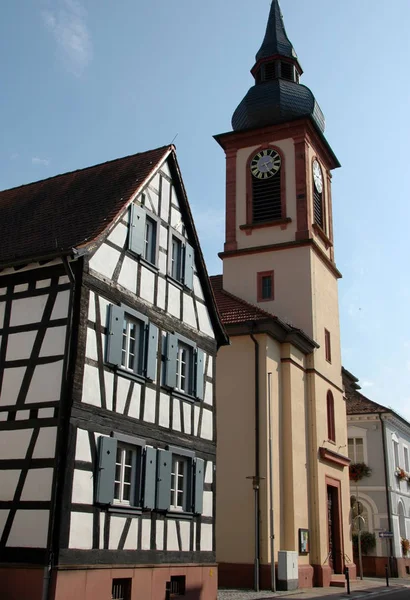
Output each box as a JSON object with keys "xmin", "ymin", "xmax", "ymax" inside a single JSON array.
[
  {"xmin": 250, "ymin": 332, "xmax": 261, "ymax": 592},
  {"xmin": 380, "ymin": 414, "xmax": 395, "ymax": 576}
]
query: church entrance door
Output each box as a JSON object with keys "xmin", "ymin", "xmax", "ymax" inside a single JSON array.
[{"xmin": 327, "ymin": 483, "xmax": 343, "ymax": 574}]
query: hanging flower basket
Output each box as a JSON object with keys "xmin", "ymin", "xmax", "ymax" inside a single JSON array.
[
  {"xmin": 349, "ymin": 462, "xmax": 372, "ymax": 482},
  {"xmin": 401, "ymin": 538, "xmax": 409, "ymax": 556},
  {"xmin": 395, "ymin": 467, "xmax": 408, "ymax": 481}
]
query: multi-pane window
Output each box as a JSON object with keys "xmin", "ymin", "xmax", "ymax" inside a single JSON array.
[
  {"xmin": 171, "ymin": 236, "xmax": 183, "ymax": 281},
  {"xmin": 257, "ymin": 270, "xmax": 274, "ymax": 302},
  {"xmin": 348, "ymin": 437, "xmax": 364, "ymax": 463},
  {"xmin": 176, "ymin": 343, "xmax": 193, "ymax": 394},
  {"xmin": 262, "ymin": 276, "xmax": 272, "ymax": 299},
  {"xmin": 121, "ymin": 316, "xmax": 140, "ymax": 372},
  {"xmin": 144, "ymin": 217, "xmax": 156, "ymax": 264},
  {"xmin": 170, "ymin": 456, "xmax": 187, "ymax": 511},
  {"xmin": 114, "ymin": 444, "xmax": 136, "ymax": 505}
]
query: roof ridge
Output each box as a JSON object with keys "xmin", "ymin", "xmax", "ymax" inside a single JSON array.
[{"xmin": 0, "ymin": 145, "xmax": 171, "ymax": 195}]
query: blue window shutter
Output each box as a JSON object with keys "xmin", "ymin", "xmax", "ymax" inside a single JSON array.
[
  {"xmin": 96, "ymin": 436, "xmax": 117, "ymax": 504},
  {"xmin": 183, "ymin": 242, "xmax": 194, "ymax": 289},
  {"xmin": 195, "ymin": 348, "xmax": 205, "ymax": 400},
  {"xmin": 107, "ymin": 305, "xmax": 124, "ymax": 366},
  {"xmin": 129, "ymin": 203, "xmax": 146, "ymax": 256},
  {"xmin": 165, "ymin": 333, "xmax": 178, "ymax": 389},
  {"xmin": 156, "ymin": 449, "xmax": 172, "ymax": 511},
  {"xmin": 145, "ymin": 322, "xmax": 158, "ymax": 380},
  {"xmin": 143, "ymin": 447, "xmax": 157, "ymax": 509},
  {"xmin": 194, "ymin": 458, "xmax": 205, "ymax": 514}
]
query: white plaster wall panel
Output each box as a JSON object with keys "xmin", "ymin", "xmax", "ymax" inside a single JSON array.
[
  {"xmin": 161, "ymin": 162, "xmax": 172, "ymax": 179},
  {"xmin": 171, "ymin": 186, "xmax": 179, "ymax": 208},
  {"xmin": 99, "ymin": 296, "xmax": 111, "ymax": 329},
  {"xmin": 59, "ymin": 275, "xmax": 70, "ymax": 285},
  {"xmin": 51, "ymin": 290, "xmax": 70, "ymax": 320},
  {"xmin": 194, "ymin": 405, "xmax": 200, "ymax": 437},
  {"xmin": 89, "ymin": 245, "xmax": 121, "ymax": 281},
  {"xmin": 0, "ymin": 471, "xmax": 19, "ymax": 500},
  {"xmin": 156, "ymin": 277, "xmax": 166, "ymax": 310},
  {"xmin": 88, "ymin": 291, "xmax": 96, "ymax": 322},
  {"xmin": 167, "ymin": 283, "xmax": 181, "ymax": 319},
  {"xmin": 180, "ymin": 520, "xmax": 190, "ymax": 551},
  {"xmin": 99, "ymin": 513, "xmax": 105, "ymax": 549},
  {"xmin": 0, "ymin": 412, "xmax": 7, "ymax": 421},
  {"xmin": 141, "ymin": 519, "xmax": 151, "ymax": 550},
  {"xmin": 143, "ymin": 387, "xmax": 156, "ymax": 423},
  {"xmin": 148, "ymin": 189, "xmax": 159, "ymax": 214},
  {"xmin": 140, "ymin": 267, "xmax": 155, "ymax": 305},
  {"xmin": 25, "ymin": 361, "xmax": 64, "ymax": 404},
  {"xmin": 204, "ymin": 382, "xmax": 213, "ymax": 407},
  {"xmin": 0, "ymin": 510, "xmax": 9, "ymax": 539},
  {"xmin": 8, "ymin": 510, "xmax": 49, "ymax": 548},
  {"xmin": 203, "ymin": 492, "xmax": 213, "ymax": 518},
  {"xmin": 69, "ymin": 512, "xmax": 93, "ymax": 549},
  {"xmin": 158, "ymin": 252, "xmax": 167, "ymax": 276},
  {"xmin": 204, "ymin": 461, "xmax": 213, "ymax": 484},
  {"xmin": 0, "ymin": 367, "xmax": 26, "ymax": 406},
  {"xmin": 159, "ymin": 393, "xmax": 170, "ymax": 428},
  {"xmin": 150, "ymin": 173, "xmax": 160, "ymax": 192},
  {"xmin": 71, "ymin": 469, "xmax": 94, "ymax": 505},
  {"xmin": 183, "ymin": 294, "xmax": 197, "ymax": 329},
  {"xmin": 40, "ymin": 326, "xmax": 67, "ymax": 358},
  {"xmin": 21, "ymin": 469, "xmax": 53, "ymax": 501},
  {"xmin": 0, "ymin": 288, "xmax": 6, "ymax": 295},
  {"xmin": 85, "ymin": 328, "xmax": 98, "ymax": 361},
  {"xmin": 118, "ymin": 256, "xmax": 137, "ymax": 294},
  {"xmin": 82, "ymin": 364, "xmax": 101, "ymax": 408},
  {"xmin": 108, "ymin": 222, "xmax": 128, "ymax": 248},
  {"xmin": 0, "ymin": 301, "xmax": 4, "ymax": 329},
  {"xmin": 0, "ymin": 428, "xmax": 32, "ymax": 459},
  {"xmin": 124, "ymin": 518, "xmax": 138, "ymax": 550},
  {"xmin": 36, "ymin": 279, "xmax": 51, "ymax": 289},
  {"xmin": 193, "ymin": 522, "xmax": 197, "ymax": 549},
  {"xmin": 159, "ymin": 225, "xmax": 168, "ymax": 250},
  {"xmin": 122, "ymin": 207, "xmax": 130, "ymax": 224},
  {"xmin": 193, "ymin": 275, "xmax": 205, "ymax": 301},
  {"xmin": 172, "ymin": 398, "xmax": 181, "ymax": 432},
  {"xmin": 196, "ymin": 303, "xmax": 215, "ymax": 338},
  {"xmin": 33, "ymin": 427, "xmax": 57, "ymax": 459},
  {"xmin": 14, "ymin": 283, "xmax": 29, "ymax": 293},
  {"xmin": 200, "ymin": 523, "xmax": 213, "ymax": 551},
  {"xmin": 201, "ymin": 408, "xmax": 213, "ymax": 441},
  {"xmin": 105, "ymin": 371, "xmax": 114, "ymax": 411},
  {"xmin": 117, "ymin": 377, "xmax": 141, "ymax": 418},
  {"xmin": 170, "ymin": 207, "xmax": 182, "ymax": 229},
  {"xmin": 183, "ymin": 403, "xmax": 192, "ymax": 435},
  {"xmin": 109, "ymin": 516, "xmax": 127, "ymax": 550},
  {"xmin": 38, "ymin": 407, "xmax": 54, "ymax": 419},
  {"xmin": 156, "ymin": 519, "xmax": 164, "ymax": 550},
  {"xmin": 167, "ymin": 519, "xmax": 178, "ymax": 551},
  {"xmin": 75, "ymin": 428, "xmax": 92, "ymax": 462},
  {"xmin": 160, "ymin": 179, "xmax": 170, "ymax": 222},
  {"xmin": 16, "ymin": 410, "xmax": 30, "ymax": 421},
  {"xmin": 10, "ymin": 295, "xmax": 47, "ymax": 326},
  {"xmin": 6, "ymin": 331, "xmax": 36, "ymax": 361},
  {"xmin": 206, "ymin": 356, "xmax": 213, "ymax": 378}
]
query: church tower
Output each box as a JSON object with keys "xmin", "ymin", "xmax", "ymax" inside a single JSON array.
[{"xmin": 212, "ymin": 0, "xmax": 354, "ymax": 590}]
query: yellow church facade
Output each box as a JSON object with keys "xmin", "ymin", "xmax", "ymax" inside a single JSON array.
[{"xmin": 210, "ymin": 1, "xmax": 354, "ymax": 589}]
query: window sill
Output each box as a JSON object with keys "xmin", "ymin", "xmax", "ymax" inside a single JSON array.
[
  {"xmin": 166, "ymin": 510, "xmax": 194, "ymax": 520},
  {"xmin": 126, "ymin": 250, "xmax": 159, "ymax": 274},
  {"xmin": 166, "ymin": 274, "xmax": 192, "ymax": 292},
  {"xmin": 108, "ymin": 505, "xmax": 142, "ymax": 517},
  {"xmin": 312, "ymin": 223, "xmax": 332, "ymax": 248},
  {"xmin": 172, "ymin": 389, "xmax": 198, "ymax": 404},
  {"xmin": 115, "ymin": 368, "xmax": 146, "ymax": 385},
  {"xmin": 240, "ymin": 217, "xmax": 291, "ymax": 233}
]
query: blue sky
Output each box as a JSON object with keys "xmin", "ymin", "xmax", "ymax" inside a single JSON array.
[{"xmin": 1, "ymin": 0, "xmax": 409, "ymax": 420}]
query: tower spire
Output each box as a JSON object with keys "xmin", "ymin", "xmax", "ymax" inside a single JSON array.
[{"xmin": 255, "ymin": 0, "xmax": 297, "ymax": 62}]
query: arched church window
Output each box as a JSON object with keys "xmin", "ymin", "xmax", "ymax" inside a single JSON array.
[
  {"xmin": 327, "ymin": 390, "xmax": 335, "ymax": 442},
  {"xmin": 249, "ymin": 147, "xmax": 283, "ymax": 224},
  {"xmin": 312, "ymin": 159, "xmax": 325, "ymax": 231}
]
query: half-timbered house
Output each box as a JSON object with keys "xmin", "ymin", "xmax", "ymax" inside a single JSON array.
[{"xmin": 0, "ymin": 145, "xmax": 227, "ymax": 600}]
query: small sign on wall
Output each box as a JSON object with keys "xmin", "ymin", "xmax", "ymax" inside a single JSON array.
[{"xmin": 299, "ymin": 528, "xmax": 310, "ymax": 555}]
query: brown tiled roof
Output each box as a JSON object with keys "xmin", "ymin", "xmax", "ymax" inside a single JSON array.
[
  {"xmin": 0, "ymin": 146, "xmax": 170, "ymax": 266},
  {"xmin": 210, "ymin": 274, "xmax": 274, "ymax": 325},
  {"xmin": 345, "ymin": 390, "xmax": 389, "ymax": 415}
]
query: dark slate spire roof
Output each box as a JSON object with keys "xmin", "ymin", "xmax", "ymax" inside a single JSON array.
[{"xmin": 255, "ymin": 0, "xmax": 297, "ymax": 62}]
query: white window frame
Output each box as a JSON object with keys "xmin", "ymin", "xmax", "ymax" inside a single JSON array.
[
  {"xmin": 348, "ymin": 437, "xmax": 364, "ymax": 463},
  {"xmin": 347, "ymin": 426, "xmax": 368, "ymax": 464},
  {"xmin": 114, "ymin": 443, "xmax": 138, "ymax": 506},
  {"xmin": 170, "ymin": 455, "xmax": 189, "ymax": 512},
  {"xmin": 176, "ymin": 342, "xmax": 193, "ymax": 394},
  {"xmin": 171, "ymin": 235, "xmax": 183, "ymax": 281},
  {"xmin": 143, "ymin": 216, "xmax": 156, "ymax": 264},
  {"xmin": 121, "ymin": 315, "xmax": 141, "ymax": 373}
]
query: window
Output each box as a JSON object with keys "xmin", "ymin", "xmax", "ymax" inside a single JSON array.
[
  {"xmin": 257, "ymin": 270, "xmax": 274, "ymax": 302},
  {"xmin": 280, "ymin": 61, "xmax": 293, "ymax": 81},
  {"xmin": 163, "ymin": 334, "xmax": 204, "ymax": 399},
  {"xmin": 393, "ymin": 440, "xmax": 400, "ymax": 470},
  {"xmin": 326, "ymin": 391, "xmax": 335, "ymax": 442},
  {"xmin": 251, "ymin": 157, "xmax": 282, "ymax": 223},
  {"xmin": 312, "ymin": 159, "xmax": 325, "ymax": 231},
  {"xmin": 348, "ymin": 437, "xmax": 364, "ymax": 463},
  {"xmin": 114, "ymin": 444, "xmax": 138, "ymax": 505},
  {"xmin": 325, "ymin": 329, "xmax": 331, "ymax": 363},
  {"xmin": 168, "ymin": 576, "xmax": 186, "ymax": 597},
  {"xmin": 112, "ymin": 579, "xmax": 131, "ymax": 600},
  {"xmin": 404, "ymin": 447, "xmax": 409, "ymax": 472},
  {"xmin": 170, "ymin": 455, "xmax": 189, "ymax": 511},
  {"xmin": 121, "ymin": 316, "xmax": 141, "ymax": 372},
  {"xmin": 107, "ymin": 304, "xmax": 158, "ymax": 380},
  {"xmin": 171, "ymin": 236, "xmax": 183, "ymax": 280},
  {"xmin": 128, "ymin": 203, "xmax": 158, "ymax": 266},
  {"xmin": 168, "ymin": 233, "xmax": 194, "ymax": 289}
]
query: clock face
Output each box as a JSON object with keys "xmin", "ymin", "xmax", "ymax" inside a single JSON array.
[
  {"xmin": 313, "ymin": 160, "xmax": 323, "ymax": 193},
  {"xmin": 250, "ymin": 149, "xmax": 281, "ymax": 179}
]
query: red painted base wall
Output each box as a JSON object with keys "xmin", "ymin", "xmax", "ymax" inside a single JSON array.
[{"xmin": 0, "ymin": 564, "xmax": 218, "ymax": 600}]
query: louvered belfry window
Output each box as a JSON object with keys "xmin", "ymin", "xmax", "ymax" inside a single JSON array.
[
  {"xmin": 313, "ymin": 187, "xmax": 324, "ymax": 229},
  {"xmin": 252, "ymin": 170, "xmax": 282, "ymax": 223}
]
